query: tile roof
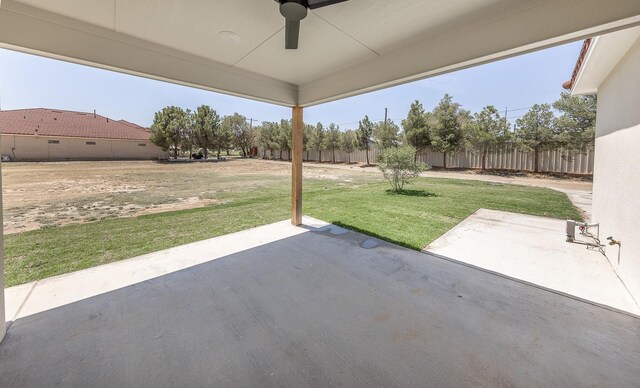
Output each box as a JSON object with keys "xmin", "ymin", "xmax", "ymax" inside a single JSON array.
[
  {"xmin": 0, "ymin": 108, "xmax": 151, "ymax": 140},
  {"xmin": 562, "ymin": 38, "xmax": 593, "ymax": 91}
]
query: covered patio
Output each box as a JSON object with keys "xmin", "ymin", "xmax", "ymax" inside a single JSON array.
[
  {"xmin": 2, "ymin": 218, "xmax": 639, "ymax": 386},
  {"xmin": 2, "ymin": 0, "xmax": 640, "ymax": 385}
]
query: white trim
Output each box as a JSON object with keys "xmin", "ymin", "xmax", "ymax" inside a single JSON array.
[{"xmin": 572, "ymin": 38, "xmax": 599, "ymax": 95}]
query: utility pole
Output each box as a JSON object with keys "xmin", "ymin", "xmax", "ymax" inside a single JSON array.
[
  {"xmin": 383, "ymin": 108, "xmax": 388, "ymax": 142},
  {"xmin": 247, "ymin": 118, "xmax": 256, "ymax": 157},
  {"xmin": 504, "ymin": 107, "xmax": 508, "ymax": 128}
]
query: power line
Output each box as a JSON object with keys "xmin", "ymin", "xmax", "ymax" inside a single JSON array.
[{"xmin": 507, "ymin": 106, "xmax": 534, "ymax": 112}]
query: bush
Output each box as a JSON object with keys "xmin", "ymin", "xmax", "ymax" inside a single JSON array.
[{"xmin": 378, "ymin": 146, "xmax": 429, "ymax": 192}]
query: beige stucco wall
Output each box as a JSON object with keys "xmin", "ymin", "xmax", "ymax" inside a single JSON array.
[
  {"xmin": 592, "ymin": 37, "xmax": 640, "ymax": 301},
  {"xmin": 0, "ymin": 135, "xmax": 167, "ymax": 161}
]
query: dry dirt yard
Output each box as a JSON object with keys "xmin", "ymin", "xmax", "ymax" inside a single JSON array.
[{"xmin": 1, "ymin": 159, "xmax": 372, "ymax": 234}]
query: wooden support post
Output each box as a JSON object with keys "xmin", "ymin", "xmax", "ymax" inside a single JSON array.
[{"xmin": 291, "ymin": 106, "xmax": 303, "ymax": 225}]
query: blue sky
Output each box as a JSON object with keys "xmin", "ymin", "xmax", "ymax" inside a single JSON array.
[{"xmin": 0, "ymin": 41, "xmax": 581, "ymax": 129}]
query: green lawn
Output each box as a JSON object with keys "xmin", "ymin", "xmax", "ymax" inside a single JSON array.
[{"xmin": 4, "ymin": 177, "xmax": 581, "ymax": 287}]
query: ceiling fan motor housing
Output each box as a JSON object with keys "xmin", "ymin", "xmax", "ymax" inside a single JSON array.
[
  {"xmin": 279, "ymin": 1, "xmax": 308, "ymax": 21},
  {"xmin": 277, "ymin": 0, "xmax": 348, "ymax": 49}
]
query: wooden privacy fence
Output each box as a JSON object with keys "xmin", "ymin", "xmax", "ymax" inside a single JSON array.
[{"xmin": 260, "ymin": 145, "xmax": 594, "ymax": 175}]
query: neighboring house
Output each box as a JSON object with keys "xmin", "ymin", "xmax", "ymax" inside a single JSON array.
[
  {"xmin": 564, "ymin": 26, "xmax": 640, "ymax": 301},
  {"xmin": 0, "ymin": 108, "xmax": 167, "ymax": 161}
]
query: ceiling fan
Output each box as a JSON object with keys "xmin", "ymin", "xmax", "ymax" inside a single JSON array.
[{"xmin": 277, "ymin": 0, "xmax": 349, "ymax": 49}]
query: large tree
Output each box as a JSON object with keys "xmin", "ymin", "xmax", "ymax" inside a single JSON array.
[
  {"xmin": 224, "ymin": 113, "xmax": 255, "ymax": 157},
  {"xmin": 216, "ymin": 115, "xmax": 235, "ymax": 159},
  {"xmin": 303, "ymin": 123, "xmax": 314, "ymax": 161},
  {"xmin": 182, "ymin": 108, "xmax": 195, "ymax": 159},
  {"xmin": 340, "ymin": 130, "xmax": 357, "ymax": 164},
  {"xmin": 514, "ymin": 104, "xmax": 557, "ymax": 173},
  {"xmin": 465, "ymin": 105, "xmax": 510, "ymax": 170},
  {"xmin": 150, "ymin": 106, "xmax": 188, "ymax": 159},
  {"xmin": 324, "ymin": 123, "xmax": 341, "ymax": 163},
  {"xmin": 258, "ymin": 121, "xmax": 279, "ymax": 158},
  {"xmin": 276, "ymin": 119, "xmax": 292, "ymax": 160},
  {"xmin": 357, "ymin": 115, "xmax": 374, "ymax": 165},
  {"xmin": 402, "ymin": 100, "xmax": 432, "ymax": 161},
  {"xmin": 308, "ymin": 122, "xmax": 326, "ymax": 162},
  {"xmin": 373, "ymin": 119, "xmax": 399, "ymax": 150},
  {"xmin": 430, "ymin": 94, "xmax": 469, "ymax": 168},
  {"xmin": 553, "ymin": 92, "xmax": 597, "ymax": 153},
  {"xmin": 192, "ymin": 105, "xmax": 221, "ymax": 159}
]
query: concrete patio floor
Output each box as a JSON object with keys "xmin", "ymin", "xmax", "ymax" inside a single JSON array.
[
  {"xmin": 426, "ymin": 209, "xmax": 639, "ymax": 315},
  {"xmin": 2, "ymin": 217, "xmax": 639, "ymax": 387}
]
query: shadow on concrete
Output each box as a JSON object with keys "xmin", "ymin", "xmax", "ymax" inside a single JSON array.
[
  {"xmin": 1, "ymin": 227, "xmax": 639, "ymax": 387},
  {"xmin": 329, "ymin": 221, "xmax": 416, "ymax": 250}
]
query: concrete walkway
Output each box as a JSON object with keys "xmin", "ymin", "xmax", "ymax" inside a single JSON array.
[
  {"xmin": 426, "ymin": 209, "xmax": 639, "ymax": 314},
  {"xmin": 2, "ymin": 217, "xmax": 639, "ymax": 387}
]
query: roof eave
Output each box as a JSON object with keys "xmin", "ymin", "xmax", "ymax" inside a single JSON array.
[
  {"xmin": 569, "ymin": 37, "xmax": 599, "ymax": 95},
  {"xmin": 568, "ymin": 26, "xmax": 640, "ymax": 96}
]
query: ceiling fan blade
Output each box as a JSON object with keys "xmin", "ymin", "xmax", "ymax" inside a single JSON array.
[
  {"xmin": 285, "ymin": 19, "xmax": 300, "ymax": 49},
  {"xmin": 307, "ymin": 0, "xmax": 349, "ymax": 10}
]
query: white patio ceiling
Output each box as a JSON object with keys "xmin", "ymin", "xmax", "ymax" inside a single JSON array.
[{"xmin": 0, "ymin": 0, "xmax": 640, "ymax": 107}]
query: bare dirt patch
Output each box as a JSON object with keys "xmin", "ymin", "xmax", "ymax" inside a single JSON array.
[{"xmin": 2, "ymin": 159, "xmax": 365, "ymax": 233}]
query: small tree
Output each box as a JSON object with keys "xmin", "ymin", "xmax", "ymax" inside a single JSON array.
[
  {"xmin": 308, "ymin": 122, "xmax": 326, "ymax": 162},
  {"xmin": 192, "ymin": 105, "xmax": 220, "ymax": 159},
  {"xmin": 465, "ymin": 105, "xmax": 509, "ymax": 170},
  {"xmin": 340, "ymin": 130, "xmax": 357, "ymax": 164},
  {"xmin": 357, "ymin": 115, "xmax": 374, "ymax": 165},
  {"xmin": 514, "ymin": 104, "xmax": 556, "ymax": 172},
  {"xmin": 324, "ymin": 123, "xmax": 341, "ymax": 163},
  {"xmin": 378, "ymin": 145, "xmax": 429, "ymax": 192},
  {"xmin": 150, "ymin": 106, "xmax": 188, "ymax": 159},
  {"xmin": 430, "ymin": 94, "xmax": 469, "ymax": 168},
  {"xmin": 402, "ymin": 100, "xmax": 432, "ymax": 161}
]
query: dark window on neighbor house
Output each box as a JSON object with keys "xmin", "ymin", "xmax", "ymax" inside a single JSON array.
[
  {"xmin": 138, "ymin": 143, "xmax": 146, "ymax": 147},
  {"xmin": 48, "ymin": 140, "xmax": 60, "ymax": 144},
  {"xmin": 86, "ymin": 141, "xmax": 96, "ymax": 145}
]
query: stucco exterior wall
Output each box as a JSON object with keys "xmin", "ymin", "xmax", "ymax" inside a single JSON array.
[
  {"xmin": 0, "ymin": 135, "xmax": 167, "ymax": 161},
  {"xmin": 592, "ymin": 37, "xmax": 640, "ymax": 301}
]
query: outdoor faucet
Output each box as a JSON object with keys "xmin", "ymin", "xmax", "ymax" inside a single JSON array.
[{"xmin": 606, "ymin": 237, "xmax": 621, "ymax": 246}]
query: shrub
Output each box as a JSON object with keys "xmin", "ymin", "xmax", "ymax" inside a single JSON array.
[{"xmin": 378, "ymin": 146, "xmax": 429, "ymax": 192}]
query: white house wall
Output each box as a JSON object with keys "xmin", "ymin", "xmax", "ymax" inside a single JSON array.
[
  {"xmin": 592, "ymin": 36, "xmax": 640, "ymax": 301},
  {"xmin": 0, "ymin": 135, "xmax": 167, "ymax": 161}
]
